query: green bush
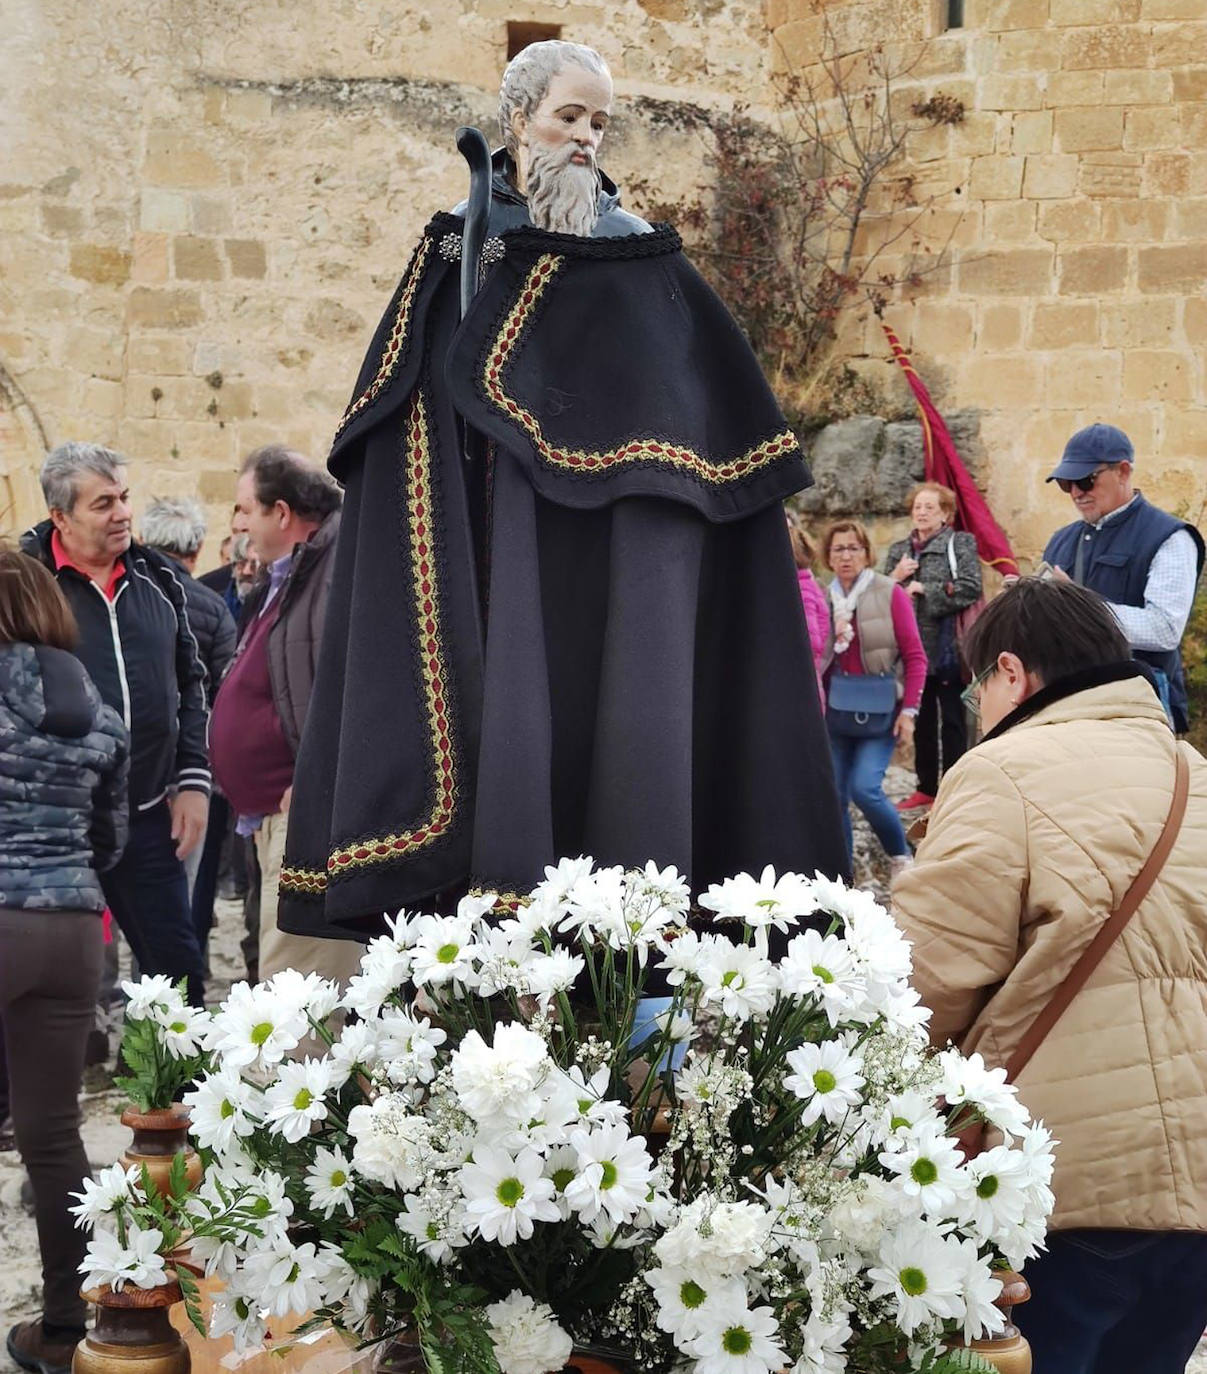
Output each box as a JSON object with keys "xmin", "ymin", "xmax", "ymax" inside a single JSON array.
[{"xmin": 1184, "ymin": 583, "xmax": 1207, "ymax": 754}]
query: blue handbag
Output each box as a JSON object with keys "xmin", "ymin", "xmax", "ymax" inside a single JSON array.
[{"xmin": 826, "ymin": 672, "xmax": 897, "ymax": 737}]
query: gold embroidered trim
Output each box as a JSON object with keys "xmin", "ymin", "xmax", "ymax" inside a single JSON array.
[
  {"xmin": 334, "ymin": 235, "xmax": 435, "ymax": 440},
  {"xmin": 280, "ymin": 389, "xmax": 457, "ymax": 896},
  {"xmin": 482, "ymin": 254, "xmax": 799, "ymax": 482}
]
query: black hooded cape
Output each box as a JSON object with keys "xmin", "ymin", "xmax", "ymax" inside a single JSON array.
[{"xmin": 279, "ymin": 214, "xmax": 848, "ymax": 938}]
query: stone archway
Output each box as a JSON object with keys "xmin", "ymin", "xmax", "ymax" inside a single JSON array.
[{"xmin": 0, "ymin": 362, "xmax": 49, "ymax": 539}]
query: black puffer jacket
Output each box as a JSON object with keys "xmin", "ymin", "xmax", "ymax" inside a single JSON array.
[
  {"xmin": 0, "ymin": 643, "xmax": 129, "ymax": 911},
  {"xmin": 168, "ymin": 561, "xmax": 236, "ymax": 707}
]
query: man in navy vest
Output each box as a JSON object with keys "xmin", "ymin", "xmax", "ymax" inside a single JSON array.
[{"xmin": 1044, "ymin": 423, "xmax": 1204, "ymax": 732}]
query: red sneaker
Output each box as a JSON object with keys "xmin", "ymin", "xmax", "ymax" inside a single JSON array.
[{"xmin": 895, "ymin": 791, "xmax": 935, "ymax": 812}]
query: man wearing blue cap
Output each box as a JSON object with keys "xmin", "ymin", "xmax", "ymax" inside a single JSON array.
[{"xmin": 1044, "ymin": 423, "xmax": 1204, "ymax": 732}]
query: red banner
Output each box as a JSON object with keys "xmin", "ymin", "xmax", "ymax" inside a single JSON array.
[{"xmin": 882, "ymin": 322, "xmax": 1019, "ymax": 576}]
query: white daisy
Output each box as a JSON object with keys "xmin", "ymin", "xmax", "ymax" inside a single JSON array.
[
  {"xmin": 879, "ymin": 1120, "xmax": 972, "ymax": 1217},
  {"xmin": 206, "ymin": 981, "xmax": 307, "ymax": 1075},
  {"xmin": 121, "ymin": 975, "xmax": 180, "ymax": 1020},
  {"xmin": 241, "ymin": 1239, "xmax": 326, "ymax": 1318},
  {"xmin": 783, "ymin": 1039, "xmax": 865, "ymax": 1127},
  {"xmin": 645, "ymin": 1266, "xmax": 747, "ymax": 1341},
  {"xmin": 685, "ymin": 1302, "xmax": 787, "ymax": 1374},
  {"xmin": 410, "ymin": 913, "xmax": 477, "ymax": 987},
  {"xmin": 397, "ymin": 1192, "xmax": 466, "ymax": 1263},
  {"xmin": 563, "ymin": 1122, "xmax": 654, "ymax": 1224},
  {"xmin": 696, "ymin": 940, "xmax": 778, "ymax": 1021},
  {"xmin": 698, "ymin": 865, "xmax": 811, "ymax": 946},
  {"xmin": 342, "ymin": 935, "xmax": 412, "ymax": 1019},
  {"xmin": 81, "ymin": 1223, "xmax": 168, "ymax": 1292},
  {"xmin": 208, "ymin": 1282, "xmax": 267, "ymax": 1350},
  {"xmin": 779, "ymin": 929, "xmax": 863, "ymax": 1026},
  {"xmin": 459, "ymin": 1145, "xmax": 560, "ymax": 1245},
  {"xmin": 263, "ymin": 1057, "xmax": 335, "ymax": 1143},
  {"xmin": 866, "ymin": 1220, "xmax": 967, "ymax": 1334},
  {"xmin": 68, "ymin": 1162, "xmax": 140, "ymax": 1230},
  {"xmin": 305, "ymin": 1145, "xmax": 356, "ymax": 1219},
  {"xmin": 182, "ymin": 1066, "xmax": 260, "ymax": 1155},
  {"xmin": 376, "ymin": 1009, "xmax": 446, "ymax": 1085}
]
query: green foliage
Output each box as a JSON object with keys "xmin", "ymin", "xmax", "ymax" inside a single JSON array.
[
  {"xmin": 114, "ymin": 981, "xmax": 207, "ymax": 1111},
  {"xmin": 925, "ymin": 1349, "xmax": 997, "ymax": 1373}
]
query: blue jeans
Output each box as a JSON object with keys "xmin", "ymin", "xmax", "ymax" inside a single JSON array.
[
  {"xmin": 1019, "ymin": 1229, "xmax": 1207, "ymax": 1373},
  {"xmin": 828, "ymin": 729, "xmax": 908, "ymax": 861},
  {"xmin": 100, "ymin": 801, "xmax": 206, "ymax": 1007}
]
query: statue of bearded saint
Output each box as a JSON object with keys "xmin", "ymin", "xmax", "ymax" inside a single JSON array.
[
  {"xmin": 464, "ymin": 40, "xmax": 651, "ymax": 240},
  {"xmin": 279, "ymin": 40, "xmax": 848, "ymax": 942}
]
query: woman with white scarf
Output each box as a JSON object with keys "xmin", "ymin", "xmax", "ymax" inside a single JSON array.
[{"xmin": 822, "ymin": 519, "xmax": 928, "ymax": 876}]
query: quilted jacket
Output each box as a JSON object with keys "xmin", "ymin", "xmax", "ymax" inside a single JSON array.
[
  {"xmin": 893, "ymin": 663, "xmax": 1207, "ymax": 1231},
  {"xmin": 0, "ymin": 642, "xmax": 129, "ymax": 911}
]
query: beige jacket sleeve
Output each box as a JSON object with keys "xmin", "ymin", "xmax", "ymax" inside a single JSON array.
[{"xmin": 892, "ymin": 751, "xmax": 1029, "ymax": 1048}]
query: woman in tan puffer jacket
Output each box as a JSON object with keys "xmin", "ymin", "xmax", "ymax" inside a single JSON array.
[{"xmin": 893, "ymin": 576, "xmax": 1207, "ymax": 1374}]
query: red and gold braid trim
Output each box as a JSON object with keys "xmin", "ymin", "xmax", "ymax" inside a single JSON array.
[
  {"xmin": 280, "ymin": 389, "xmax": 457, "ymax": 896},
  {"xmin": 467, "ymin": 887, "xmax": 530, "ymax": 914},
  {"xmin": 483, "ymin": 254, "xmax": 798, "ymax": 482},
  {"xmin": 334, "ymin": 235, "xmax": 435, "ymax": 440}
]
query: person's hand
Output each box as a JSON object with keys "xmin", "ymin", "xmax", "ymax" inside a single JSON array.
[
  {"xmin": 170, "ymin": 789, "xmax": 208, "ymax": 860},
  {"xmin": 280, "ymin": 784, "xmax": 293, "ymax": 815},
  {"xmin": 1050, "ymin": 564, "xmax": 1072, "ymax": 583},
  {"xmin": 905, "ymin": 579, "xmax": 925, "ymax": 597},
  {"xmin": 892, "ymin": 555, "xmax": 919, "ymax": 582},
  {"xmin": 894, "ymin": 712, "xmax": 916, "ymax": 743}
]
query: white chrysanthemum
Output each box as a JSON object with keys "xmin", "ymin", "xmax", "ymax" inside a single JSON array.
[
  {"xmin": 81, "ymin": 1223, "xmax": 168, "ymax": 1292},
  {"xmin": 376, "ymin": 1009, "xmax": 446, "ymax": 1085},
  {"xmin": 954, "ymin": 1237, "xmax": 1006, "ymax": 1343},
  {"xmin": 347, "ymin": 1093, "xmax": 434, "ymax": 1190},
  {"xmin": 563, "ymin": 1122, "xmax": 654, "ymax": 1224},
  {"xmin": 68, "ymin": 1163, "xmax": 141, "ymax": 1230},
  {"xmin": 182, "ymin": 1066, "xmax": 260, "ymax": 1155},
  {"xmin": 698, "ymin": 865, "xmax": 812, "ymax": 945},
  {"xmin": 827, "ymin": 1174, "xmax": 903, "ymax": 1256},
  {"xmin": 242, "ymin": 1239, "xmax": 326, "ymax": 1318},
  {"xmin": 121, "ymin": 974, "xmax": 180, "ymax": 1020},
  {"xmin": 645, "ymin": 1266, "xmax": 747, "ymax": 1341},
  {"xmin": 410, "ymin": 913, "xmax": 478, "ymax": 987},
  {"xmin": 459, "ymin": 1145, "xmax": 560, "ymax": 1245},
  {"xmin": 328, "ymin": 1019, "xmax": 382, "ymax": 1085},
  {"xmin": 206, "ymin": 980, "xmax": 307, "ymax": 1074},
  {"xmin": 149, "ymin": 999, "xmax": 209, "ymax": 1058},
  {"xmin": 451, "ymin": 1023, "xmax": 549, "ymax": 1127},
  {"xmin": 526, "ymin": 948, "xmax": 585, "ymax": 1007},
  {"xmin": 842, "ymin": 902, "xmax": 913, "ymax": 1005},
  {"xmin": 262, "ymin": 1057, "xmax": 335, "ymax": 1143},
  {"xmin": 866, "ymin": 1220, "xmax": 967, "ymax": 1334},
  {"xmin": 265, "ymin": 967, "xmax": 342, "ymax": 1023},
  {"xmin": 208, "ymin": 1277, "xmax": 268, "ymax": 1349},
  {"xmin": 779, "ymin": 929, "xmax": 863, "ymax": 1026},
  {"xmin": 305, "ymin": 1145, "xmax": 356, "ymax": 1219},
  {"xmin": 485, "ymin": 1291, "xmax": 573, "ymax": 1374},
  {"xmin": 684, "ymin": 1302, "xmax": 787, "ymax": 1374},
  {"xmin": 958, "ymin": 1144, "xmax": 1032, "ymax": 1241},
  {"xmin": 558, "ymin": 865, "xmax": 627, "ymax": 943},
  {"xmin": 343, "ymin": 935, "xmax": 412, "ymax": 1019},
  {"xmin": 696, "ymin": 940, "xmax": 778, "ymax": 1021},
  {"xmin": 794, "ymin": 1307, "xmax": 852, "ymax": 1374},
  {"xmin": 879, "ymin": 1121, "xmax": 972, "ymax": 1217},
  {"xmin": 658, "ymin": 929, "xmax": 706, "ymax": 987},
  {"xmin": 470, "ymin": 921, "xmax": 540, "ymax": 997},
  {"xmin": 938, "ymin": 1049, "xmax": 1030, "ymax": 1139},
  {"xmin": 654, "ymin": 1008, "xmax": 697, "ymax": 1042},
  {"xmin": 397, "ymin": 1192, "xmax": 466, "ymax": 1263},
  {"xmin": 656, "ymin": 1198, "xmax": 775, "ymax": 1279},
  {"xmin": 783, "ymin": 1039, "xmax": 865, "ymax": 1127}
]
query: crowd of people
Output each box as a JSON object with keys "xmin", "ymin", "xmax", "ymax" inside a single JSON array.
[{"xmin": 0, "ymin": 417, "xmax": 1204, "ymax": 1374}]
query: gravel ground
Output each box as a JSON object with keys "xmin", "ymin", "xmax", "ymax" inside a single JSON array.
[{"xmin": 3, "ymin": 824, "xmax": 1206, "ymax": 1372}]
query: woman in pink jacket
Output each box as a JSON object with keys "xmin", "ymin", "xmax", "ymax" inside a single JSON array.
[{"xmin": 787, "ymin": 516, "xmax": 828, "ymax": 702}]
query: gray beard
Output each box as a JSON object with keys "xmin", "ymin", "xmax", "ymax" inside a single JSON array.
[{"xmin": 526, "ymin": 143, "xmax": 601, "ymax": 237}]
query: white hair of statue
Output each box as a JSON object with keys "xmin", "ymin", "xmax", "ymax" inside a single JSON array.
[{"xmin": 497, "ymin": 40, "xmax": 611, "ymax": 161}]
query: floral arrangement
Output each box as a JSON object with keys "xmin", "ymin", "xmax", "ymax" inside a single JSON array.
[
  {"xmin": 113, "ymin": 975, "xmax": 210, "ymax": 1112},
  {"xmin": 85, "ymin": 861, "xmax": 1055, "ymax": 1374}
]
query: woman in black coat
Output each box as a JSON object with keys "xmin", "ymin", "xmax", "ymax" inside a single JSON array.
[{"xmin": 0, "ymin": 548, "xmax": 127, "ymax": 1374}]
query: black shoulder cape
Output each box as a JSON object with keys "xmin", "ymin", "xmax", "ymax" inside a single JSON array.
[{"xmin": 280, "ymin": 214, "xmax": 848, "ymax": 937}]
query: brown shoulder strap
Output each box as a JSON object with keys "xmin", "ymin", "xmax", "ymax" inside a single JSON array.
[{"xmin": 1005, "ymin": 749, "xmax": 1191, "ymax": 1084}]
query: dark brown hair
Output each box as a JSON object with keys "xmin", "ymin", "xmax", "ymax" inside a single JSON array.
[
  {"xmin": 962, "ymin": 576, "xmax": 1130, "ymax": 684},
  {"xmin": 0, "ymin": 546, "xmax": 78, "ymax": 650},
  {"xmin": 821, "ymin": 519, "xmax": 874, "ymax": 569}
]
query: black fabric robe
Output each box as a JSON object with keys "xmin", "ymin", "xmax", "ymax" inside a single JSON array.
[{"xmin": 279, "ymin": 213, "xmax": 848, "ymax": 939}]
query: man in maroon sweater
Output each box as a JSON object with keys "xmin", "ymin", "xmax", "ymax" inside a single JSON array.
[{"xmin": 209, "ymin": 447, "xmax": 361, "ymax": 987}]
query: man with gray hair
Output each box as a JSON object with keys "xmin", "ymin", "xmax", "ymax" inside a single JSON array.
[
  {"xmin": 281, "ymin": 41, "xmax": 845, "ymax": 940},
  {"xmin": 22, "ymin": 444, "xmax": 210, "ymax": 1006},
  {"xmin": 140, "ymin": 497, "xmax": 237, "ymax": 957}
]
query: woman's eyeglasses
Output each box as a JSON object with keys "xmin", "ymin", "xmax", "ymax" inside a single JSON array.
[
  {"xmin": 960, "ymin": 664, "xmax": 996, "ymax": 721},
  {"xmin": 1055, "ymin": 465, "xmax": 1112, "ymax": 494}
]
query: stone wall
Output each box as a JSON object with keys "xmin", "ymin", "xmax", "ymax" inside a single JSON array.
[
  {"xmin": 2, "ymin": 0, "xmax": 1204, "ymax": 567},
  {"xmin": 0, "ymin": 0, "xmax": 765, "ymax": 553},
  {"xmin": 770, "ymin": 0, "xmax": 1207, "ymax": 559}
]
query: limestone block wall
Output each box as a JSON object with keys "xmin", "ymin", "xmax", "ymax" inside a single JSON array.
[
  {"xmin": 0, "ymin": 0, "xmax": 765, "ymax": 553},
  {"xmin": 770, "ymin": 0, "xmax": 1207, "ymax": 559}
]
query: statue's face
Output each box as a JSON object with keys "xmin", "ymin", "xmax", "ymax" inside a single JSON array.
[{"xmin": 512, "ymin": 64, "xmax": 613, "ymax": 188}]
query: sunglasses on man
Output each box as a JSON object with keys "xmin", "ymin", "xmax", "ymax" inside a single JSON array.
[{"xmin": 1055, "ymin": 463, "xmax": 1118, "ymax": 495}]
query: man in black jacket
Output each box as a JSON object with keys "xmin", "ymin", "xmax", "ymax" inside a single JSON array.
[
  {"xmin": 23, "ymin": 443, "xmax": 210, "ymax": 1006},
  {"xmin": 140, "ymin": 497, "xmax": 237, "ymax": 960}
]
